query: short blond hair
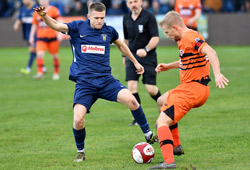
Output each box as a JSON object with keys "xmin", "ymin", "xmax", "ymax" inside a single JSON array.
[{"xmin": 159, "ymin": 11, "xmax": 185, "ymax": 29}]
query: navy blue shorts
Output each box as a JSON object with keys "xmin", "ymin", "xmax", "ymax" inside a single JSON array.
[{"xmin": 73, "ymin": 75, "xmax": 127, "ymax": 112}]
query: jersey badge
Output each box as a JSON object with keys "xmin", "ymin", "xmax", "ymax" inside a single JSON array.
[
  {"xmin": 180, "ymin": 49, "xmax": 184, "ymax": 57},
  {"xmin": 138, "ymin": 25, "xmax": 143, "ymax": 33},
  {"xmin": 101, "ymin": 34, "xmax": 107, "ymax": 41},
  {"xmin": 195, "ymin": 38, "xmax": 200, "ymax": 42}
]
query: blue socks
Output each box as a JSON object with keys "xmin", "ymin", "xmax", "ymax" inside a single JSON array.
[
  {"xmin": 73, "ymin": 127, "xmax": 86, "ymax": 152},
  {"xmin": 73, "ymin": 107, "xmax": 151, "ymax": 153},
  {"xmin": 27, "ymin": 52, "xmax": 36, "ymax": 69},
  {"xmin": 131, "ymin": 106, "xmax": 151, "ymax": 134}
]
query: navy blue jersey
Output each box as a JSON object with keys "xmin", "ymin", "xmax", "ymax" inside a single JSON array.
[
  {"xmin": 66, "ymin": 19, "xmax": 119, "ymax": 82},
  {"xmin": 18, "ymin": 4, "xmax": 37, "ymax": 40}
]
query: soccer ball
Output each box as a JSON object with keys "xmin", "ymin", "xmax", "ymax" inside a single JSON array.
[{"xmin": 132, "ymin": 142, "xmax": 155, "ymax": 164}]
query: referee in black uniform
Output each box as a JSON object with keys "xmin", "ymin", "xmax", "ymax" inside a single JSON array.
[{"xmin": 123, "ymin": 0, "xmax": 161, "ymax": 126}]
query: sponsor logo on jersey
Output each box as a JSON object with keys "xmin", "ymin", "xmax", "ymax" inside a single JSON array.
[
  {"xmin": 37, "ymin": 17, "xmax": 47, "ymax": 27},
  {"xmin": 21, "ymin": 16, "xmax": 33, "ymax": 24},
  {"xmin": 179, "ymin": 9, "xmax": 192, "ymax": 16},
  {"xmin": 81, "ymin": 45, "xmax": 105, "ymax": 54}
]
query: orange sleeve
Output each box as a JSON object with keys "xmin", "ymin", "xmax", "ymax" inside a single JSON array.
[
  {"xmin": 180, "ymin": 31, "xmax": 207, "ymax": 54},
  {"xmin": 195, "ymin": 32, "xmax": 208, "ymax": 53},
  {"xmin": 197, "ymin": 42, "xmax": 208, "ymax": 53}
]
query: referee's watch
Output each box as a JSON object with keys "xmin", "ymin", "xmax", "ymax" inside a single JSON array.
[{"xmin": 144, "ymin": 47, "xmax": 150, "ymax": 53}]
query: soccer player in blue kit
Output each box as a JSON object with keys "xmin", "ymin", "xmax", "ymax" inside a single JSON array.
[
  {"xmin": 33, "ymin": 2, "xmax": 157, "ymax": 162},
  {"xmin": 13, "ymin": 0, "xmax": 46, "ymax": 75}
]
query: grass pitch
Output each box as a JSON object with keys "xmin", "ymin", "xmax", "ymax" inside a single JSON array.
[{"xmin": 0, "ymin": 45, "xmax": 249, "ymax": 170}]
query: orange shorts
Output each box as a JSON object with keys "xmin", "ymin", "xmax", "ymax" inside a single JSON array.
[
  {"xmin": 36, "ymin": 40, "xmax": 59, "ymax": 55},
  {"xmin": 160, "ymin": 82, "xmax": 210, "ymax": 124}
]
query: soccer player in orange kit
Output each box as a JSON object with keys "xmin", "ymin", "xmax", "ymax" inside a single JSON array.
[
  {"xmin": 149, "ymin": 11, "xmax": 229, "ymax": 169},
  {"xmin": 172, "ymin": 0, "xmax": 202, "ymax": 157},
  {"xmin": 29, "ymin": 0, "xmax": 63, "ymax": 80}
]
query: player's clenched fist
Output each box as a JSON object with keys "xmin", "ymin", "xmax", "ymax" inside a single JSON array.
[
  {"xmin": 33, "ymin": 6, "xmax": 46, "ymax": 17},
  {"xmin": 134, "ymin": 63, "xmax": 144, "ymax": 75},
  {"xmin": 155, "ymin": 63, "xmax": 170, "ymax": 73}
]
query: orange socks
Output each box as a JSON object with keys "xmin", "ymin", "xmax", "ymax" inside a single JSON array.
[
  {"xmin": 158, "ymin": 126, "xmax": 175, "ymax": 164},
  {"xmin": 170, "ymin": 123, "xmax": 181, "ymax": 148},
  {"xmin": 53, "ymin": 58, "xmax": 60, "ymax": 74},
  {"xmin": 36, "ymin": 57, "xmax": 60, "ymax": 75},
  {"xmin": 37, "ymin": 58, "xmax": 44, "ymax": 74}
]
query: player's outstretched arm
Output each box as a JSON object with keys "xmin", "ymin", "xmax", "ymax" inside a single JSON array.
[
  {"xmin": 155, "ymin": 61, "xmax": 179, "ymax": 74},
  {"xmin": 121, "ymin": 39, "xmax": 129, "ymax": 67},
  {"xmin": 33, "ymin": 6, "xmax": 68, "ymax": 33},
  {"xmin": 201, "ymin": 45, "xmax": 229, "ymax": 88},
  {"xmin": 114, "ymin": 38, "xmax": 144, "ymax": 74}
]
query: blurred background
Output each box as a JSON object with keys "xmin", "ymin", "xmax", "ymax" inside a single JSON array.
[
  {"xmin": 1, "ymin": 0, "xmax": 249, "ymax": 18},
  {"xmin": 1, "ymin": 0, "xmax": 250, "ymax": 46}
]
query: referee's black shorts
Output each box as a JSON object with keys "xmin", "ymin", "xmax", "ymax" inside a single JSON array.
[{"xmin": 125, "ymin": 58, "xmax": 157, "ymax": 85}]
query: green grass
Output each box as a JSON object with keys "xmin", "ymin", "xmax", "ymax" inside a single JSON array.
[{"xmin": 0, "ymin": 45, "xmax": 249, "ymax": 170}]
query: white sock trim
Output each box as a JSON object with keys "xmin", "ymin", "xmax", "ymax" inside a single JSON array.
[
  {"xmin": 145, "ymin": 131, "xmax": 153, "ymax": 138},
  {"xmin": 77, "ymin": 149, "xmax": 85, "ymax": 153}
]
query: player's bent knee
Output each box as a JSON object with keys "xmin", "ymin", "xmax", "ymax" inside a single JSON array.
[
  {"xmin": 129, "ymin": 99, "xmax": 139, "ymax": 110},
  {"xmin": 74, "ymin": 118, "xmax": 85, "ymax": 129},
  {"xmin": 156, "ymin": 112, "xmax": 174, "ymax": 128},
  {"xmin": 145, "ymin": 86, "xmax": 158, "ymax": 95},
  {"xmin": 126, "ymin": 96, "xmax": 139, "ymax": 110}
]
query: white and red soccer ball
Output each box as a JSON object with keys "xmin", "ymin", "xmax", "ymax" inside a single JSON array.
[{"xmin": 132, "ymin": 142, "xmax": 155, "ymax": 164}]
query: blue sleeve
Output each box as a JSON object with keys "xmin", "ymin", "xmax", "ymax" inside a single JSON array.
[
  {"xmin": 66, "ymin": 20, "xmax": 80, "ymax": 36},
  {"xmin": 17, "ymin": 7, "xmax": 22, "ymax": 20},
  {"xmin": 111, "ymin": 27, "xmax": 119, "ymax": 43}
]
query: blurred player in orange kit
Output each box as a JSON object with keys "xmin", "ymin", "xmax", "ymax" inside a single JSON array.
[
  {"xmin": 149, "ymin": 11, "xmax": 229, "ymax": 169},
  {"xmin": 29, "ymin": 0, "xmax": 63, "ymax": 80},
  {"xmin": 13, "ymin": 0, "xmax": 47, "ymax": 75},
  {"xmin": 174, "ymin": 0, "xmax": 202, "ymax": 30}
]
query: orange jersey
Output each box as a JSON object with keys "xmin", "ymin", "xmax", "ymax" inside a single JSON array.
[
  {"xmin": 32, "ymin": 6, "xmax": 61, "ymax": 39},
  {"xmin": 174, "ymin": 0, "xmax": 202, "ymax": 28},
  {"xmin": 178, "ymin": 29, "xmax": 210, "ymax": 83}
]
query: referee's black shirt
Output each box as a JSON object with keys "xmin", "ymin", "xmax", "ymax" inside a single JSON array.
[{"xmin": 123, "ymin": 9, "xmax": 159, "ymax": 55}]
